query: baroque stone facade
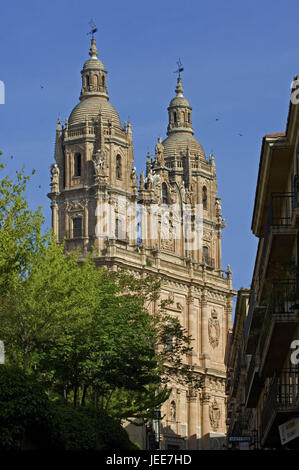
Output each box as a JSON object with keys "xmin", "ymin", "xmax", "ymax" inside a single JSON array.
[{"xmin": 48, "ymin": 37, "xmax": 235, "ymax": 450}]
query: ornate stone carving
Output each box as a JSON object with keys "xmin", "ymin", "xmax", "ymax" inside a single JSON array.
[
  {"xmin": 208, "ymin": 314, "xmax": 220, "ymax": 348},
  {"xmin": 209, "ymin": 399, "xmax": 221, "ymax": 432},
  {"xmin": 64, "ymin": 200, "xmax": 85, "ymax": 213},
  {"xmin": 93, "ymin": 150, "xmax": 108, "ymax": 182}
]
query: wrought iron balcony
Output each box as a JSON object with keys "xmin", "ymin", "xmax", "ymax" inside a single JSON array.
[
  {"xmin": 261, "ymin": 367, "xmax": 299, "ymax": 446},
  {"xmin": 258, "ymin": 193, "xmax": 294, "ymax": 283},
  {"xmin": 258, "ymin": 279, "xmax": 299, "ymax": 376}
]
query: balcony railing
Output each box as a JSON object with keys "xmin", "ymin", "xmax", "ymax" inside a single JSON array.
[
  {"xmin": 257, "ymin": 279, "xmax": 299, "ymax": 374},
  {"xmin": 261, "ymin": 367, "xmax": 299, "ymax": 442},
  {"xmin": 258, "ymin": 193, "xmax": 294, "ymax": 283}
]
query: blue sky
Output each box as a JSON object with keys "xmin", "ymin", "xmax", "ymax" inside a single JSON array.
[{"xmin": 1, "ymin": 0, "xmax": 299, "ymax": 300}]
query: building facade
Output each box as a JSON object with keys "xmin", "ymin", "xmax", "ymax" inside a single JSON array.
[
  {"xmin": 227, "ymin": 76, "xmax": 299, "ymax": 449},
  {"xmin": 48, "ymin": 37, "xmax": 235, "ymax": 450}
]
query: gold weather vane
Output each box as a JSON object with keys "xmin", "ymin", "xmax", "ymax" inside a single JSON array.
[
  {"xmin": 87, "ymin": 19, "xmax": 98, "ymax": 39},
  {"xmin": 174, "ymin": 58, "xmax": 184, "ymax": 78}
]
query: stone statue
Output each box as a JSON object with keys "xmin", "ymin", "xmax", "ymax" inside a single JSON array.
[
  {"xmin": 50, "ymin": 163, "xmax": 59, "ymax": 192},
  {"xmin": 155, "ymin": 137, "xmax": 165, "ymax": 166},
  {"xmin": 170, "ymin": 401, "xmax": 176, "ymax": 420},
  {"xmin": 93, "ymin": 151, "xmax": 106, "ymax": 175},
  {"xmin": 209, "ymin": 399, "xmax": 221, "ymax": 432},
  {"xmin": 131, "ymin": 167, "xmax": 137, "ymax": 185}
]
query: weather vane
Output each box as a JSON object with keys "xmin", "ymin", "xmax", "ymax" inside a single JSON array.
[
  {"xmin": 174, "ymin": 58, "xmax": 184, "ymax": 78},
  {"xmin": 87, "ymin": 19, "xmax": 98, "ymax": 39}
]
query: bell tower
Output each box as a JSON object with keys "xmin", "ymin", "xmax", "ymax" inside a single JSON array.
[{"xmin": 48, "ymin": 37, "xmax": 137, "ymax": 253}]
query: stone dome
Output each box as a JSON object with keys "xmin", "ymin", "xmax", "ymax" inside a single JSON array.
[
  {"xmin": 69, "ymin": 96, "xmax": 122, "ymax": 128},
  {"xmin": 169, "ymin": 95, "xmax": 191, "ymax": 109},
  {"xmin": 82, "ymin": 57, "xmax": 106, "ymax": 71},
  {"xmin": 162, "ymin": 133, "xmax": 205, "ymax": 159}
]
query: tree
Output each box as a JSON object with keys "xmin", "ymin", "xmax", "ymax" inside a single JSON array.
[{"xmin": 0, "ymin": 160, "xmax": 201, "ymax": 421}]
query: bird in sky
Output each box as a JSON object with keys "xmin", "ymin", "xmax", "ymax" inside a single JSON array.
[
  {"xmin": 10, "ymin": 155, "xmax": 13, "ymax": 159},
  {"xmin": 238, "ymin": 133, "xmax": 243, "ymax": 136}
]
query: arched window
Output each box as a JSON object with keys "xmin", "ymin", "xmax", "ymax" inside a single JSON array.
[
  {"xmin": 86, "ymin": 75, "xmax": 90, "ymax": 88},
  {"xmin": 116, "ymin": 154, "xmax": 122, "ymax": 180},
  {"xmin": 162, "ymin": 182, "xmax": 168, "ymax": 204},
  {"xmin": 102, "ymin": 75, "xmax": 105, "ymax": 87},
  {"xmin": 203, "ymin": 186, "xmax": 207, "ymax": 209},
  {"xmin": 74, "ymin": 153, "xmax": 81, "ymax": 177},
  {"xmin": 188, "ymin": 112, "xmax": 191, "ymax": 123},
  {"xmin": 73, "ymin": 217, "xmax": 82, "ymax": 238},
  {"xmin": 173, "ymin": 111, "xmax": 177, "ymax": 123}
]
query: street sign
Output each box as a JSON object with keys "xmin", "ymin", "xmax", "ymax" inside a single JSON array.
[
  {"xmin": 228, "ymin": 436, "xmax": 251, "ymax": 442},
  {"xmin": 279, "ymin": 417, "xmax": 299, "ymax": 445}
]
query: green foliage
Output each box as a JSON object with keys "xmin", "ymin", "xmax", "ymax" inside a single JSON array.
[
  {"xmin": 0, "ymin": 366, "xmax": 136, "ymax": 450},
  {"xmin": 0, "ymin": 159, "xmax": 201, "ymax": 426},
  {"xmin": 0, "ymin": 365, "xmax": 52, "ymax": 450}
]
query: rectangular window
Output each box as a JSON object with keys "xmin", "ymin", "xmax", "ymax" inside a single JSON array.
[{"xmin": 73, "ymin": 217, "xmax": 82, "ymax": 238}]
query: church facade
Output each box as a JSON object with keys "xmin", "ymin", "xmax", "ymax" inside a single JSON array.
[{"xmin": 48, "ymin": 37, "xmax": 235, "ymax": 450}]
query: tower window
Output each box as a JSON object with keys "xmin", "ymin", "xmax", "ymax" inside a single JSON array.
[
  {"xmin": 73, "ymin": 217, "xmax": 82, "ymax": 238},
  {"xmin": 203, "ymin": 246, "xmax": 209, "ymax": 263},
  {"xmin": 115, "ymin": 218, "xmax": 125, "ymax": 240},
  {"xmin": 188, "ymin": 112, "xmax": 191, "ymax": 123},
  {"xmin": 162, "ymin": 183, "xmax": 168, "ymax": 204},
  {"xmin": 173, "ymin": 112, "xmax": 177, "ymax": 123},
  {"xmin": 86, "ymin": 75, "xmax": 90, "ymax": 88},
  {"xmin": 203, "ymin": 186, "xmax": 207, "ymax": 210},
  {"xmin": 74, "ymin": 153, "xmax": 81, "ymax": 177},
  {"xmin": 102, "ymin": 75, "xmax": 105, "ymax": 87},
  {"xmin": 116, "ymin": 154, "xmax": 122, "ymax": 180}
]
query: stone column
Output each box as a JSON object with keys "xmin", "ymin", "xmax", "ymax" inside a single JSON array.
[
  {"xmin": 201, "ymin": 292, "xmax": 209, "ymax": 357},
  {"xmin": 200, "ymin": 393, "xmax": 211, "ymax": 450},
  {"xmin": 51, "ymin": 201, "xmax": 58, "ymax": 240},
  {"xmin": 187, "ymin": 392, "xmax": 198, "ymax": 450}
]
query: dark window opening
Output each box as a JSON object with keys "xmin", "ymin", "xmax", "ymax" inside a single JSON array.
[
  {"xmin": 116, "ymin": 154, "xmax": 122, "ymax": 180},
  {"xmin": 203, "ymin": 246, "xmax": 209, "ymax": 263},
  {"xmin": 203, "ymin": 186, "xmax": 207, "ymax": 209},
  {"xmin": 162, "ymin": 183, "xmax": 168, "ymax": 204},
  {"xmin": 173, "ymin": 112, "xmax": 177, "ymax": 123},
  {"xmin": 115, "ymin": 218, "xmax": 125, "ymax": 240},
  {"xmin": 74, "ymin": 154, "xmax": 81, "ymax": 177},
  {"xmin": 73, "ymin": 218, "xmax": 82, "ymax": 238}
]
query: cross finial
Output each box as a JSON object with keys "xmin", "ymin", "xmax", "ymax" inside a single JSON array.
[
  {"xmin": 174, "ymin": 58, "xmax": 184, "ymax": 78},
  {"xmin": 87, "ymin": 19, "xmax": 98, "ymax": 39}
]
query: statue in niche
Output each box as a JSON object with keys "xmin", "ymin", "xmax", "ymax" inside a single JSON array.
[{"xmin": 170, "ymin": 400, "xmax": 176, "ymax": 421}]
